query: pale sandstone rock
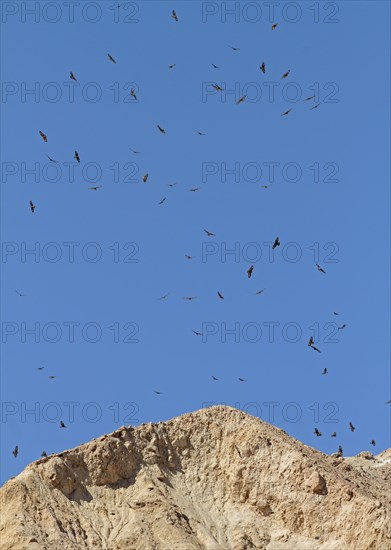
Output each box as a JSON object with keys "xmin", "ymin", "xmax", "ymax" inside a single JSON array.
[{"xmin": 0, "ymin": 406, "xmax": 390, "ymax": 549}]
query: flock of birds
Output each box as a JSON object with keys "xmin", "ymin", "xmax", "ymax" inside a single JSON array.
[{"xmin": 11, "ymin": 8, "xmax": 389, "ymax": 465}]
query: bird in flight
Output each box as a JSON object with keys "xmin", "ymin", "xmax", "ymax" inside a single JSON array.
[
  {"xmin": 41, "ymin": 451, "xmax": 47, "ymax": 457},
  {"xmin": 337, "ymin": 445, "xmax": 343, "ymax": 457},
  {"xmin": 70, "ymin": 71, "xmax": 77, "ymax": 81},
  {"xmin": 370, "ymin": 439, "xmax": 376, "ymax": 446},
  {"xmin": 48, "ymin": 375, "xmax": 56, "ymax": 379},
  {"xmin": 338, "ymin": 324, "xmax": 347, "ymax": 330},
  {"xmin": 310, "ymin": 103, "xmax": 321, "ymax": 110},
  {"xmin": 316, "ymin": 263, "xmax": 326, "ymax": 274},
  {"xmin": 272, "ymin": 237, "xmax": 280, "ymax": 250},
  {"xmin": 46, "ymin": 155, "xmax": 58, "ymax": 163},
  {"xmin": 260, "ymin": 185, "xmax": 270, "ymax": 188},
  {"xmin": 189, "ymin": 187, "xmax": 201, "ymax": 192},
  {"xmin": 238, "ymin": 378, "xmax": 246, "ymax": 382},
  {"xmin": 331, "ymin": 432, "xmax": 337, "ymax": 437},
  {"xmin": 183, "ymin": 296, "xmax": 197, "ymax": 301},
  {"xmin": 204, "ymin": 229, "xmax": 215, "ymax": 237},
  {"xmin": 260, "ymin": 62, "xmax": 266, "ymax": 74},
  {"xmin": 255, "ymin": 289, "xmax": 265, "ymax": 295},
  {"xmin": 74, "ymin": 150, "xmax": 80, "ymax": 163},
  {"xmin": 236, "ymin": 95, "xmax": 246, "ymax": 105},
  {"xmin": 281, "ymin": 108, "xmax": 292, "ymax": 116},
  {"xmin": 60, "ymin": 421, "xmax": 67, "ymax": 428},
  {"xmin": 159, "ymin": 293, "xmax": 169, "ymax": 300},
  {"xmin": 192, "ymin": 330, "xmax": 203, "ymax": 336},
  {"xmin": 212, "ymin": 83, "xmax": 224, "ymax": 91},
  {"xmin": 271, "ymin": 23, "xmax": 278, "ymax": 30},
  {"xmin": 281, "ymin": 70, "xmax": 290, "ymax": 79},
  {"xmin": 247, "ymin": 265, "xmax": 254, "ymax": 278},
  {"xmin": 314, "ymin": 428, "xmax": 322, "ymax": 437},
  {"xmin": 157, "ymin": 125, "xmax": 166, "ymax": 134},
  {"xmin": 167, "ymin": 182, "xmax": 177, "ymax": 187},
  {"xmin": 308, "ymin": 336, "xmax": 321, "ymax": 353},
  {"xmin": 303, "ymin": 95, "xmax": 315, "ymax": 101},
  {"xmin": 217, "ymin": 291, "xmax": 224, "ymax": 300},
  {"xmin": 322, "ymin": 368, "xmax": 328, "ymax": 375},
  {"xmin": 349, "ymin": 422, "xmax": 355, "ymax": 432},
  {"xmin": 29, "ymin": 200, "xmax": 36, "ymax": 213},
  {"xmin": 196, "ymin": 131, "xmax": 205, "ymax": 136},
  {"xmin": 12, "ymin": 446, "xmax": 18, "ymax": 458},
  {"xmin": 130, "ymin": 88, "xmax": 137, "ymax": 100},
  {"xmin": 39, "ymin": 130, "xmax": 47, "ymax": 142},
  {"xmin": 228, "ymin": 45, "xmax": 240, "ymax": 51},
  {"xmin": 185, "ymin": 255, "xmax": 194, "ymax": 259},
  {"xmin": 130, "ymin": 149, "xmax": 141, "ymax": 154},
  {"xmin": 168, "ymin": 64, "xmax": 176, "ymax": 69},
  {"xmin": 37, "ymin": 367, "xmax": 44, "ymax": 370},
  {"xmin": 15, "ymin": 290, "xmax": 26, "ymax": 297},
  {"xmin": 171, "ymin": 9, "xmax": 178, "ymax": 21},
  {"xmin": 88, "ymin": 185, "xmax": 102, "ymax": 191},
  {"xmin": 385, "ymin": 400, "xmax": 391, "ymax": 404},
  {"xmin": 154, "ymin": 390, "xmax": 163, "ymax": 395},
  {"xmin": 158, "ymin": 197, "xmax": 166, "ymax": 205},
  {"xmin": 142, "ymin": 174, "xmax": 149, "ymax": 183},
  {"xmin": 333, "ymin": 312, "xmax": 339, "ymax": 315},
  {"xmin": 211, "ymin": 375, "xmax": 218, "ymax": 381},
  {"xmin": 212, "ymin": 64, "xmax": 219, "ymax": 69},
  {"xmin": 108, "ymin": 53, "xmax": 116, "ymax": 64}
]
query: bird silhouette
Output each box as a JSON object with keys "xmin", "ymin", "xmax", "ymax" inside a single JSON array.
[
  {"xmin": 157, "ymin": 125, "xmax": 166, "ymax": 134},
  {"xmin": 196, "ymin": 131, "xmax": 205, "ymax": 135},
  {"xmin": 316, "ymin": 263, "xmax": 326, "ymax": 274},
  {"xmin": 338, "ymin": 324, "xmax": 347, "ymax": 330},
  {"xmin": 60, "ymin": 421, "xmax": 66, "ymax": 428},
  {"xmin": 41, "ymin": 451, "xmax": 47, "ymax": 457},
  {"xmin": 260, "ymin": 62, "xmax": 266, "ymax": 74},
  {"xmin": 204, "ymin": 229, "xmax": 215, "ymax": 237},
  {"xmin": 217, "ymin": 291, "xmax": 224, "ymax": 300},
  {"xmin": 337, "ymin": 445, "xmax": 343, "ymax": 457},
  {"xmin": 171, "ymin": 9, "xmax": 178, "ymax": 21},
  {"xmin": 39, "ymin": 130, "xmax": 47, "ymax": 142},
  {"xmin": 281, "ymin": 70, "xmax": 290, "ymax": 79},
  {"xmin": 48, "ymin": 376, "xmax": 56, "ymax": 379},
  {"xmin": 238, "ymin": 378, "xmax": 246, "ymax": 382},
  {"xmin": 212, "ymin": 64, "xmax": 219, "ymax": 69},
  {"xmin": 281, "ymin": 108, "xmax": 292, "ymax": 116},
  {"xmin": 130, "ymin": 88, "xmax": 137, "ymax": 100},
  {"xmin": 349, "ymin": 422, "xmax": 355, "ymax": 432},
  {"xmin": 236, "ymin": 95, "xmax": 246, "ymax": 104},
  {"xmin": 46, "ymin": 155, "xmax": 58, "ymax": 163},
  {"xmin": 29, "ymin": 200, "xmax": 36, "ymax": 213},
  {"xmin": 37, "ymin": 367, "xmax": 44, "ymax": 371},
  {"xmin": 12, "ymin": 446, "xmax": 18, "ymax": 458},
  {"xmin": 314, "ymin": 428, "xmax": 322, "ymax": 437},
  {"xmin": 159, "ymin": 293, "xmax": 169, "ymax": 300},
  {"xmin": 271, "ymin": 23, "xmax": 278, "ymax": 30},
  {"xmin": 183, "ymin": 296, "xmax": 197, "ymax": 301},
  {"xmin": 70, "ymin": 71, "xmax": 77, "ymax": 81},
  {"xmin": 333, "ymin": 312, "xmax": 339, "ymax": 315},
  {"xmin": 310, "ymin": 103, "xmax": 321, "ymax": 110},
  {"xmin": 158, "ymin": 197, "xmax": 166, "ymax": 205},
  {"xmin": 168, "ymin": 64, "xmax": 176, "ymax": 69},
  {"xmin": 247, "ymin": 265, "xmax": 254, "ymax": 278},
  {"xmin": 370, "ymin": 439, "xmax": 376, "ymax": 446},
  {"xmin": 255, "ymin": 289, "xmax": 265, "ymax": 295},
  {"xmin": 15, "ymin": 290, "xmax": 26, "ymax": 297},
  {"xmin": 185, "ymin": 255, "xmax": 194, "ymax": 259},
  {"xmin": 331, "ymin": 432, "xmax": 337, "ymax": 437},
  {"xmin": 212, "ymin": 83, "xmax": 224, "ymax": 91},
  {"xmin": 154, "ymin": 390, "xmax": 163, "ymax": 394},
  {"xmin": 211, "ymin": 375, "xmax": 218, "ymax": 381},
  {"xmin": 88, "ymin": 186, "xmax": 102, "ymax": 191},
  {"xmin": 108, "ymin": 53, "xmax": 116, "ymax": 63},
  {"xmin": 228, "ymin": 45, "xmax": 240, "ymax": 51},
  {"xmin": 131, "ymin": 149, "xmax": 141, "ymax": 154},
  {"xmin": 322, "ymin": 368, "xmax": 328, "ymax": 375},
  {"xmin": 192, "ymin": 330, "xmax": 202, "ymax": 336},
  {"xmin": 142, "ymin": 174, "xmax": 149, "ymax": 183},
  {"xmin": 272, "ymin": 237, "xmax": 280, "ymax": 250},
  {"xmin": 189, "ymin": 187, "xmax": 201, "ymax": 192},
  {"xmin": 303, "ymin": 95, "xmax": 315, "ymax": 101},
  {"xmin": 74, "ymin": 150, "xmax": 80, "ymax": 163}
]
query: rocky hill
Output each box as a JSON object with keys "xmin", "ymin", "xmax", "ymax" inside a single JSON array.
[{"xmin": 1, "ymin": 406, "xmax": 390, "ymax": 549}]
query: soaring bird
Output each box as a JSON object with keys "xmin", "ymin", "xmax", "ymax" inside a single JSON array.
[
  {"xmin": 46, "ymin": 155, "xmax": 58, "ymax": 163},
  {"xmin": 322, "ymin": 368, "xmax": 328, "ymax": 375},
  {"xmin": 192, "ymin": 330, "xmax": 203, "ymax": 336},
  {"xmin": 308, "ymin": 336, "xmax": 321, "ymax": 353},
  {"xmin": 159, "ymin": 293, "xmax": 169, "ymax": 300},
  {"xmin": 333, "ymin": 312, "xmax": 339, "ymax": 315},
  {"xmin": 74, "ymin": 150, "xmax": 80, "ymax": 163},
  {"xmin": 255, "ymin": 289, "xmax": 265, "ymax": 295},
  {"xmin": 131, "ymin": 149, "xmax": 141, "ymax": 154},
  {"xmin": 304, "ymin": 95, "xmax": 315, "ymax": 101},
  {"xmin": 167, "ymin": 182, "xmax": 177, "ymax": 187},
  {"xmin": 331, "ymin": 432, "xmax": 337, "ymax": 437},
  {"xmin": 281, "ymin": 70, "xmax": 290, "ymax": 79},
  {"xmin": 39, "ymin": 130, "xmax": 47, "ymax": 142},
  {"xmin": 260, "ymin": 185, "xmax": 270, "ymax": 188},
  {"xmin": 370, "ymin": 439, "xmax": 376, "ymax": 446},
  {"xmin": 183, "ymin": 296, "xmax": 197, "ymax": 300},
  {"xmin": 204, "ymin": 229, "xmax": 215, "ymax": 237},
  {"xmin": 142, "ymin": 173, "xmax": 149, "ymax": 183},
  {"xmin": 157, "ymin": 125, "xmax": 166, "ymax": 134},
  {"xmin": 385, "ymin": 400, "xmax": 391, "ymax": 404},
  {"xmin": 70, "ymin": 71, "xmax": 77, "ymax": 81},
  {"xmin": 260, "ymin": 62, "xmax": 266, "ymax": 74},
  {"xmin": 228, "ymin": 45, "xmax": 240, "ymax": 51},
  {"xmin": 185, "ymin": 255, "xmax": 194, "ymax": 259},
  {"xmin": 168, "ymin": 64, "xmax": 176, "ymax": 69},
  {"xmin": 316, "ymin": 263, "xmax": 326, "ymax": 274},
  {"xmin": 212, "ymin": 64, "xmax": 219, "ymax": 69},
  {"xmin": 196, "ymin": 131, "xmax": 205, "ymax": 135},
  {"xmin": 211, "ymin": 375, "xmax": 218, "ymax": 381},
  {"xmin": 130, "ymin": 88, "xmax": 137, "ymax": 100},
  {"xmin": 154, "ymin": 390, "xmax": 163, "ymax": 394},
  {"xmin": 236, "ymin": 95, "xmax": 246, "ymax": 105},
  {"xmin": 212, "ymin": 83, "xmax": 224, "ymax": 91},
  {"xmin": 41, "ymin": 451, "xmax": 47, "ymax": 457},
  {"xmin": 15, "ymin": 290, "xmax": 26, "ymax": 297},
  {"xmin": 158, "ymin": 197, "xmax": 166, "ymax": 205},
  {"xmin": 12, "ymin": 446, "xmax": 18, "ymax": 458},
  {"xmin": 29, "ymin": 200, "xmax": 36, "ymax": 213},
  {"xmin": 217, "ymin": 291, "xmax": 224, "ymax": 300},
  {"xmin": 272, "ymin": 237, "xmax": 280, "ymax": 250},
  {"xmin": 60, "ymin": 421, "xmax": 66, "ymax": 428},
  {"xmin": 108, "ymin": 53, "xmax": 116, "ymax": 63},
  {"xmin": 88, "ymin": 185, "xmax": 102, "ymax": 190},
  {"xmin": 189, "ymin": 187, "xmax": 201, "ymax": 192},
  {"xmin": 310, "ymin": 103, "xmax": 321, "ymax": 110},
  {"xmin": 271, "ymin": 23, "xmax": 278, "ymax": 30},
  {"xmin": 314, "ymin": 428, "xmax": 322, "ymax": 437},
  {"xmin": 48, "ymin": 375, "xmax": 56, "ymax": 379},
  {"xmin": 281, "ymin": 108, "xmax": 292, "ymax": 116},
  {"xmin": 247, "ymin": 265, "xmax": 254, "ymax": 278},
  {"xmin": 349, "ymin": 422, "xmax": 355, "ymax": 432},
  {"xmin": 338, "ymin": 324, "xmax": 347, "ymax": 330},
  {"xmin": 171, "ymin": 9, "xmax": 178, "ymax": 21},
  {"xmin": 238, "ymin": 378, "xmax": 246, "ymax": 382}
]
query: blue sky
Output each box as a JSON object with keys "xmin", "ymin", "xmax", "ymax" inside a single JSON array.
[{"xmin": 1, "ymin": 1, "xmax": 390, "ymax": 484}]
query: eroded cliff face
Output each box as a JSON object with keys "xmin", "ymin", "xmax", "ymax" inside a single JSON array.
[{"xmin": 1, "ymin": 406, "xmax": 390, "ymax": 550}]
